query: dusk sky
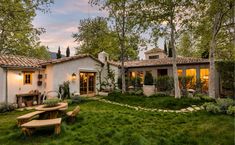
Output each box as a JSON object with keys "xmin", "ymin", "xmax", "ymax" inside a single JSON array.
[{"xmin": 33, "ymin": 0, "xmax": 163, "ymax": 59}]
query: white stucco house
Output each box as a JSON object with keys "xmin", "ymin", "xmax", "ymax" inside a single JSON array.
[
  {"xmin": 0, "ymin": 48, "xmax": 223, "ymax": 107},
  {"xmin": 0, "ymin": 52, "xmax": 119, "ymax": 106}
]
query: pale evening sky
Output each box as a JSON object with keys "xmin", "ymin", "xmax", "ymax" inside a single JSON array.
[{"xmin": 33, "ymin": 0, "xmax": 164, "ymax": 60}]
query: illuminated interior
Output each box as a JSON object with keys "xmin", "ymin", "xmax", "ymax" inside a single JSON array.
[
  {"xmin": 80, "ymin": 72, "xmax": 95, "ymax": 95},
  {"xmin": 130, "ymin": 72, "xmax": 136, "ymax": 78},
  {"xmin": 200, "ymin": 68, "xmax": 209, "ymax": 91},
  {"xmin": 137, "ymin": 71, "xmax": 144, "ymax": 84},
  {"xmin": 177, "ymin": 69, "xmax": 183, "ymax": 76},
  {"xmin": 185, "ymin": 69, "xmax": 197, "ymax": 89}
]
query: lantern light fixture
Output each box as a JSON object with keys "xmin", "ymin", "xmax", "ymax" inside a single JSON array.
[{"xmin": 72, "ymin": 73, "xmax": 76, "ymax": 80}]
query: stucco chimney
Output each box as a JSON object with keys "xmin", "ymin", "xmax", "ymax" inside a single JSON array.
[{"xmin": 98, "ymin": 51, "xmax": 109, "ymax": 63}]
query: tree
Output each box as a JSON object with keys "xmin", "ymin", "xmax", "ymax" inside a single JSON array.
[
  {"xmin": 164, "ymin": 39, "xmax": 168, "ymax": 55},
  {"xmin": 90, "ymin": 0, "xmax": 140, "ymax": 93},
  {"xmin": 73, "ymin": 16, "xmax": 139, "ymax": 61},
  {"xmin": 177, "ymin": 33, "xmax": 192, "ymax": 57},
  {"xmin": 190, "ymin": 1, "xmax": 234, "ymax": 61},
  {"xmin": 73, "ymin": 17, "xmax": 120, "ymax": 60},
  {"xmin": 66, "ymin": 46, "xmax": 70, "ymax": 57},
  {"xmin": 192, "ymin": 0, "xmax": 235, "ymax": 98},
  {"xmin": 130, "ymin": 0, "xmax": 195, "ymax": 98},
  {"xmin": 0, "ymin": 0, "xmax": 53, "ymax": 59},
  {"xmin": 168, "ymin": 41, "xmax": 172, "ymax": 57},
  {"xmin": 57, "ymin": 46, "xmax": 62, "ymax": 59}
]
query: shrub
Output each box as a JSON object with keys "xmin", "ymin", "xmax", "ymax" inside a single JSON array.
[
  {"xmin": 203, "ymin": 102, "xmax": 221, "ymax": 113},
  {"xmin": 194, "ymin": 93, "xmax": 214, "ymax": 101},
  {"xmin": 149, "ymin": 93, "xmax": 169, "ymax": 98},
  {"xmin": 44, "ymin": 98, "xmax": 61, "ymax": 107},
  {"xmin": 108, "ymin": 90, "xmax": 122, "ymax": 101},
  {"xmin": 59, "ymin": 81, "xmax": 70, "ymax": 99},
  {"xmin": 144, "ymin": 72, "xmax": 153, "ymax": 85},
  {"xmin": 227, "ymin": 106, "xmax": 235, "ymax": 115},
  {"xmin": 156, "ymin": 76, "xmax": 174, "ymax": 93},
  {"xmin": 134, "ymin": 90, "xmax": 143, "ymax": 96},
  {"xmin": 216, "ymin": 98, "xmax": 234, "ymax": 113},
  {"xmin": 70, "ymin": 94, "xmax": 82, "ymax": 104},
  {"xmin": 0, "ymin": 103, "xmax": 17, "ymax": 113}
]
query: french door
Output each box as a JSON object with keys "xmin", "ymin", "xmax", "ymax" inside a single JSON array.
[{"xmin": 80, "ymin": 72, "xmax": 96, "ymax": 95}]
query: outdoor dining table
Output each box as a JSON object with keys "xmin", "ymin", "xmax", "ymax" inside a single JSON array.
[{"xmin": 35, "ymin": 102, "xmax": 68, "ymax": 119}]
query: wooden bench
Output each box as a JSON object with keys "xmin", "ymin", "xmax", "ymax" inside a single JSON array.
[
  {"xmin": 17, "ymin": 111, "xmax": 45, "ymax": 126},
  {"xmin": 66, "ymin": 106, "xmax": 80, "ymax": 123},
  {"xmin": 21, "ymin": 118, "xmax": 62, "ymax": 136}
]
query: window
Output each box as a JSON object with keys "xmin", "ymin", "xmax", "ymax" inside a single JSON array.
[
  {"xmin": 23, "ymin": 73, "xmax": 32, "ymax": 85},
  {"xmin": 149, "ymin": 55, "xmax": 159, "ymax": 59},
  {"xmin": 186, "ymin": 69, "xmax": 196, "ymax": 82},
  {"xmin": 129, "ymin": 71, "xmax": 136, "ymax": 79},
  {"xmin": 200, "ymin": 69, "xmax": 209, "ymax": 81},
  {"xmin": 200, "ymin": 69, "xmax": 209, "ymax": 91},
  {"xmin": 177, "ymin": 69, "xmax": 183, "ymax": 76},
  {"xmin": 137, "ymin": 71, "xmax": 144, "ymax": 84}
]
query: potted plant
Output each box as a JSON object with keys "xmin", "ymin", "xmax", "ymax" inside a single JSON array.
[
  {"xmin": 44, "ymin": 98, "xmax": 61, "ymax": 107},
  {"xmin": 143, "ymin": 72, "xmax": 155, "ymax": 96}
]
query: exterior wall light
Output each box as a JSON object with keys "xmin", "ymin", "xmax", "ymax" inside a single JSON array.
[
  {"xmin": 18, "ymin": 73, "xmax": 23, "ymax": 80},
  {"xmin": 72, "ymin": 73, "xmax": 77, "ymax": 81}
]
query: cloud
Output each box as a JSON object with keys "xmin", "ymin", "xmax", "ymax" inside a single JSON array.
[
  {"xmin": 33, "ymin": 0, "xmax": 107, "ymax": 56},
  {"xmin": 35, "ymin": 21, "xmax": 79, "ymax": 55},
  {"xmin": 53, "ymin": 0, "xmax": 106, "ymax": 16}
]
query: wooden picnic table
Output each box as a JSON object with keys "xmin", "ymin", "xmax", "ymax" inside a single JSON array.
[{"xmin": 35, "ymin": 102, "xmax": 68, "ymax": 119}]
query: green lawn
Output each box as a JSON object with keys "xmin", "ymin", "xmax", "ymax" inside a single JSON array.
[
  {"xmin": 0, "ymin": 99, "xmax": 234, "ymax": 145},
  {"xmin": 103, "ymin": 94, "xmax": 211, "ymax": 110}
]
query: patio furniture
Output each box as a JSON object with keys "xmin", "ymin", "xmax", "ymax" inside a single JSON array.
[
  {"xmin": 35, "ymin": 102, "xmax": 68, "ymax": 119},
  {"xmin": 21, "ymin": 118, "xmax": 62, "ymax": 136},
  {"xmin": 17, "ymin": 111, "xmax": 45, "ymax": 126},
  {"xmin": 66, "ymin": 106, "xmax": 80, "ymax": 123}
]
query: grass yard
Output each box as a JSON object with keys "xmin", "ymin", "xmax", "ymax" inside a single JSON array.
[
  {"xmin": 0, "ymin": 99, "xmax": 234, "ymax": 145},
  {"xmin": 103, "ymin": 94, "xmax": 211, "ymax": 110}
]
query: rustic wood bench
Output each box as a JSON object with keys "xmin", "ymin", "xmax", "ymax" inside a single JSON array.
[
  {"xmin": 66, "ymin": 106, "xmax": 80, "ymax": 123},
  {"xmin": 21, "ymin": 118, "xmax": 62, "ymax": 136},
  {"xmin": 17, "ymin": 111, "xmax": 45, "ymax": 126}
]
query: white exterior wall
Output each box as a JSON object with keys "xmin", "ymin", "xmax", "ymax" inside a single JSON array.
[
  {"xmin": 6, "ymin": 69, "xmax": 44, "ymax": 103},
  {"xmin": 45, "ymin": 57, "xmax": 103, "ymax": 95},
  {"xmin": 110, "ymin": 64, "xmax": 120, "ymax": 84},
  {"xmin": 0, "ymin": 67, "xmax": 6, "ymax": 103}
]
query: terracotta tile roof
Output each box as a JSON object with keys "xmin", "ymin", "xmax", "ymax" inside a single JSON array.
[
  {"xmin": 40, "ymin": 54, "xmax": 104, "ymax": 65},
  {"xmin": 145, "ymin": 48, "xmax": 165, "ymax": 54},
  {"xmin": 0, "ymin": 55, "xmax": 46, "ymax": 68},
  {"xmin": 109, "ymin": 57, "xmax": 209, "ymax": 68}
]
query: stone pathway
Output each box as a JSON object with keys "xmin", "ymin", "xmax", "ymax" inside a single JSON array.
[{"xmin": 88, "ymin": 97, "xmax": 204, "ymax": 113}]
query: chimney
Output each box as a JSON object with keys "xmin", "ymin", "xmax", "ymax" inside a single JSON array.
[{"xmin": 98, "ymin": 51, "xmax": 109, "ymax": 63}]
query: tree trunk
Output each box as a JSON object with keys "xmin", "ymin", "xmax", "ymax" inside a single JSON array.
[
  {"xmin": 209, "ymin": 13, "xmax": 220, "ymax": 98},
  {"xmin": 170, "ymin": 16, "xmax": 181, "ymax": 99},
  {"xmin": 121, "ymin": 1, "xmax": 126, "ymax": 94}
]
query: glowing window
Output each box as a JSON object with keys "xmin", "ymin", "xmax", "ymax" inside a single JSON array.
[
  {"xmin": 130, "ymin": 72, "xmax": 136, "ymax": 79},
  {"xmin": 186, "ymin": 69, "xmax": 196, "ymax": 82},
  {"xmin": 177, "ymin": 69, "xmax": 183, "ymax": 76},
  {"xmin": 200, "ymin": 69, "xmax": 209, "ymax": 91},
  {"xmin": 23, "ymin": 73, "xmax": 32, "ymax": 85},
  {"xmin": 200, "ymin": 69, "xmax": 209, "ymax": 81},
  {"xmin": 137, "ymin": 71, "xmax": 144, "ymax": 84}
]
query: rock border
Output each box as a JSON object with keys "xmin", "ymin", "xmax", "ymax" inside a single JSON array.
[{"xmin": 90, "ymin": 97, "xmax": 204, "ymax": 113}]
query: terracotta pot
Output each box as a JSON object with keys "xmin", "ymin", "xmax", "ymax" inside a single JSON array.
[{"xmin": 143, "ymin": 85, "xmax": 155, "ymax": 96}]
